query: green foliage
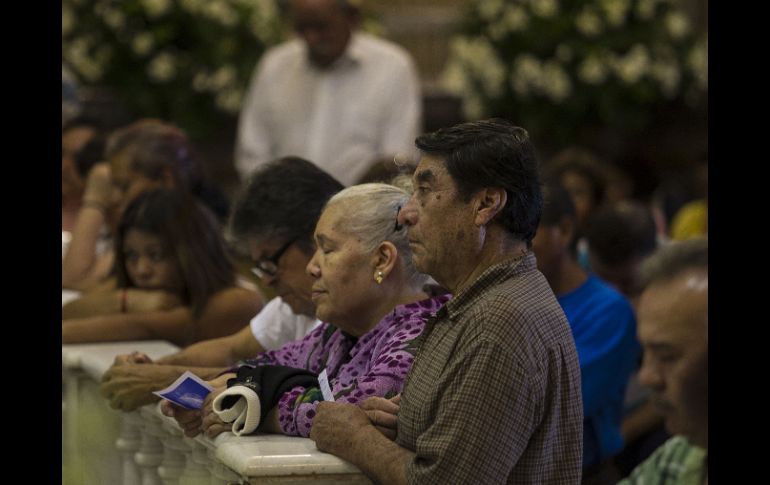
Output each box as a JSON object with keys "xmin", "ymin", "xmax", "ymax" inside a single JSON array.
[
  {"xmin": 62, "ymin": 0, "xmax": 285, "ymax": 140},
  {"xmin": 441, "ymin": 0, "xmax": 707, "ymax": 147}
]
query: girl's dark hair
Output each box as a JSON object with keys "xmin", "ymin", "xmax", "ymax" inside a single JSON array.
[{"xmin": 114, "ymin": 189, "xmax": 236, "ymax": 324}]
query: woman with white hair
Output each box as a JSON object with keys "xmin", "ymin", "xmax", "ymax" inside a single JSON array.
[{"xmin": 163, "ymin": 183, "xmax": 449, "ymax": 438}]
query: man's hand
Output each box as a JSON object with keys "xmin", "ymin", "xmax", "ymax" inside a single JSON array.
[
  {"xmin": 360, "ymin": 394, "xmax": 400, "ymax": 440},
  {"xmin": 161, "ymin": 400, "xmax": 203, "ymax": 438},
  {"xmin": 100, "ymin": 363, "xmax": 179, "ymax": 411},
  {"xmin": 310, "ymin": 402, "xmax": 376, "ymax": 460},
  {"xmin": 112, "ymin": 351, "xmax": 154, "ymax": 366}
]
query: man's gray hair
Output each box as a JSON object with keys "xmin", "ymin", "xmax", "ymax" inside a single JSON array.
[
  {"xmin": 325, "ymin": 183, "xmax": 427, "ymax": 288},
  {"xmin": 639, "ymin": 238, "xmax": 708, "ymax": 289}
]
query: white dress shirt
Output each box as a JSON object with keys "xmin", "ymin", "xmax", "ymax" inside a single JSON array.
[
  {"xmin": 235, "ymin": 32, "xmax": 421, "ymax": 186},
  {"xmin": 249, "ymin": 297, "xmax": 321, "ymax": 351}
]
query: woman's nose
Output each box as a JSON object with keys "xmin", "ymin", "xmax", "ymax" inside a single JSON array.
[{"xmin": 306, "ymin": 250, "xmax": 321, "ymax": 277}]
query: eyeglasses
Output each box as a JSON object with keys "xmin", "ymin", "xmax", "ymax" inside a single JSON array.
[{"xmin": 251, "ymin": 238, "xmax": 296, "ymax": 279}]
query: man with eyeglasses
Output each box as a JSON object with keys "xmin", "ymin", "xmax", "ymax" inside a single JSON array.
[{"xmin": 100, "ymin": 157, "xmax": 344, "ymax": 411}]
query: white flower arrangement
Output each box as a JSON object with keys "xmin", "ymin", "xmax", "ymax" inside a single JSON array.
[
  {"xmin": 441, "ymin": 0, "xmax": 707, "ymax": 145},
  {"xmin": 62, "ymin": 0, "xmax": 283, "ymax": 139}
]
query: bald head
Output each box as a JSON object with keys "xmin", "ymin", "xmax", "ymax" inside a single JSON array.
[{"xmin": 636, "ymin": 240, "xmax": 708, "ymax": 448}]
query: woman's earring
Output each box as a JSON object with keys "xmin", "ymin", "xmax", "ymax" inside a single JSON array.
[{"xmin": 374, "ymin": 270, "xmax": 384, "ymax": 284}]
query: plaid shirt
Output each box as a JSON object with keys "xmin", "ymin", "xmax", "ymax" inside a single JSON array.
[
  {"xmin": 618, "ymin": 436, "xmax": 707, "ymax": 485},
  {"xmin": 396, "ymin": 252, "xmax": 584, "ymax": 484}
]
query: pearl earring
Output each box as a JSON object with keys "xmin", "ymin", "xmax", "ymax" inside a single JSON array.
[{"xmin": 374, "ymin": 270, "xmax": 384, "ymax": 284}]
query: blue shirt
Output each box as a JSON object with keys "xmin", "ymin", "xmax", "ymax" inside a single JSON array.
[{"xmin": 558, "ymin": 274, "xmax": 640, "ymax": 466}]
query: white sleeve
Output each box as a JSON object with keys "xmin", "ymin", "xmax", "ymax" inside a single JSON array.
[
  {"xmin": 249, "ymin": 297, "xmax": 321, "ymax": 351},
  {"xmin": 235, "ymin": 56, "xmax": 273, "ymax": 181}
]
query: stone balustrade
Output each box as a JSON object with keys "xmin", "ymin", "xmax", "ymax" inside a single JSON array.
[{"xmin": 63, "ymin": 341, "xmax": 372, "ymax": 485}]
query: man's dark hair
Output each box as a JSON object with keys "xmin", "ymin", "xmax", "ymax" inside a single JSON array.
[
  {"xmin": 540, "ymin": 183, "xmax": 579, "ymax": 255},
  {"xmin": 229, "ymin": 157, "xmax": 344, "ymax": 252},
  {"xmin": 415, "ymin": 118, "xmax": 543, "ymax": 243},
  {"xmin": 584, "ymin": 201, "xmax": 657, "ymax": 266}
]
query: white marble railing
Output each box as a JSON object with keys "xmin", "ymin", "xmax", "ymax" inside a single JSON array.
[
  {"xmin": 63, "ymin": 341, "xmax": 180, "ymax": 485},
  {"xmin": 63, "ymin": 341, "xmax": 372, "ymax": 485}
]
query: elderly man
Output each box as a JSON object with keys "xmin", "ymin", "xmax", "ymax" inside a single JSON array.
[
  {"xmin": 235, "ymin": 0, "xmax": 421, "ymax": 186},
  {"xmin": 99, "ymin": 157, "xmax": 343, "ymax": 412},
  {"xmin": 618, "ymin": 239, "xmax": 708, "ymax": 484},
  {"xmin": 310, "ymin": 118, "xmax": 583, "ymax": 484}
]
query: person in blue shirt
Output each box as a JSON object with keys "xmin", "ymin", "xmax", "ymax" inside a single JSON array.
[{"xmin": 533, "ymin": 183, "xmax": 641, "ymax": 484}]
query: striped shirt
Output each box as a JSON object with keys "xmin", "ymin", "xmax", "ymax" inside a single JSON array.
[{"xmin": 396, "ymin": 252, "xmax": 584, "ymax": 484}]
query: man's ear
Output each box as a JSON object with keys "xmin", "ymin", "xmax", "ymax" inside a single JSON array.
[{"xmin": 474, "ymin": 187, "xmax": 507, "ymax": 226}]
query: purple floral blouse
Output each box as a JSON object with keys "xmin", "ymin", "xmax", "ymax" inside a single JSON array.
[{"xmin": 236, "ymin": 294, "xmax": 450, "ymax": 437}]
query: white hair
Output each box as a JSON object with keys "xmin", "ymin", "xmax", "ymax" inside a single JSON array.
[{"xmin": 325, "ymin": 183, "xmax": 426, "ymax": 288}]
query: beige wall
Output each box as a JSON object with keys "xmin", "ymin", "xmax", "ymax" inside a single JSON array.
[{"xmin": 363, "ymin": 0, "xmax": 469, "ymax": 88}]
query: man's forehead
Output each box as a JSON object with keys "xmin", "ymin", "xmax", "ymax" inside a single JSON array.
[
  {"xmin": 413, "ymin": 155, "xmax": 449, "ymax": 183},
  {"xmin": 638, "ymin": 277, "xmax": 707, "ymax": 343}
]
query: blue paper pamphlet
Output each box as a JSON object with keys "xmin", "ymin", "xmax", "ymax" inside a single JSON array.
[{"xmin": 153, "ymin": 370, "xmax": 215, "ymax": 410}]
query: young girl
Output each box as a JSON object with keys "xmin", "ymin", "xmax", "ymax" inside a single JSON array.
[
  {"xmin": 63, "ymin": 189, "xmax": 263, "ymax": 347},
  {"xmin": 62, "ymin": 118, "xmax": 228, "ymax": 291}
]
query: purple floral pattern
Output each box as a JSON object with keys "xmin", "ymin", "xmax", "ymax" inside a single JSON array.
[{"xmin": 237, "ymin": 295, "xmax": 450, "ymax": 436}]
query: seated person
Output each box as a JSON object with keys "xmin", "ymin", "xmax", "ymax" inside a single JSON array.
[
  {"xmin": 618, "ymin": 239, "xmax": 707, "ymax": 484},
  {"xmin": 63, "ymin": 189, "xmax": 263, "ymax": 346},
  {"xmin": 62, "ymin": 117, "xmax": 106, "ymax": 234},
  {"xmin": 544, "ymin": 147, "xmax": 608, "ymax": 228},
  {"xmin": 582, "ymin": 200, "xmax": 666, "ymax": 474},
  {"xmin": 543, "ymin": 147, "xmax": 610, "ymax": 270},
  {"xmin": 62, "ymin": 119, "xmax": 228, "ymax": 291},
  {"xmin": 583, "ymin": 201, "xmax": 658, "ymax": 303},
  {"xmin": 100, "ymin": 157, "xmax": 344, "ymax": 411},
  {"xmin": 532, "ymin": 184, "xmax": 640, "ymax": 483},
  {"xmin": 162, "ymin": 183, "xmax": 449, "ymax": 438}
]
